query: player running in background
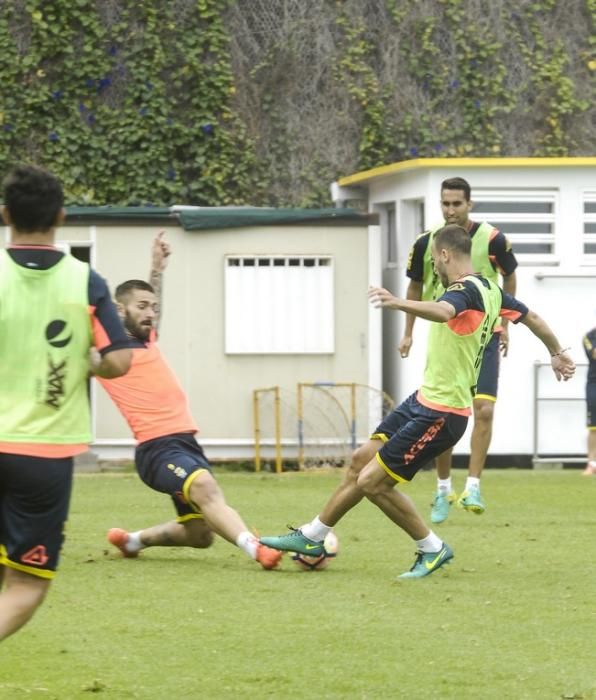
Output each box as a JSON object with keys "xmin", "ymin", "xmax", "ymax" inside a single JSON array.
[
  {"xmin": 400, "ymin": 177, "xmax": 518, "ymax": 523},
  {"xmin": 99, "ymin": 233, "xmax": 281, "ymax": 570},
  {"xmin": 0, "ymin": 165, "xmax": 131, "ymax": 642},
  {"xmin": 582, "ymin": 326, "xmax": 596, "ymax": 475},
  {"xmin": 260, "ymin": 225, "xmax": 575, "ymax": 579}
]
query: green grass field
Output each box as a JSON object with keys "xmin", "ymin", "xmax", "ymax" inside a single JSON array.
[{"xmin": 1, "ymin": 468, "xmax": 594, "ymax": 700}]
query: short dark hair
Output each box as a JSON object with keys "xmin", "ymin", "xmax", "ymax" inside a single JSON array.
[
  {"xmin": 433, "ymin": 224, "xmax": 472, "ymax": 256},
  {"xmin": 115, "ymin": 280, "xmax": 155, "ymax": 303},
  {"xmin": 441, "ymin": 177, "xmax": 471, "ymax": 201},
  {"xmin": 2, "ymin": 164, "xmax": 64, "ymax": 233}
]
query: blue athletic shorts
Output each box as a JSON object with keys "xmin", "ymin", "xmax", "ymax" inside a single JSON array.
[
  {"xmin": 371, "ymin": 393, "xmax": 469, "ymax": 482},
  {"xmin": 587, "ymin": 382, "xmax": 596, "ymax": 429},
  {"xmin": 0, "ymin": 452, "xmax": 74, "ymax": 578},
  {"xmin": 135, "ymin": 433, "xmax": 212, "ymax": 519},
  {"xmin": 475, "ymin": 332, "xmax": 500, "ymax": 400}
]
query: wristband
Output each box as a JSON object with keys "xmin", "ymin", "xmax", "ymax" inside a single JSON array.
[{"xmin": 550, "ymin": 347, "xmax": 570, "ymax": 358}]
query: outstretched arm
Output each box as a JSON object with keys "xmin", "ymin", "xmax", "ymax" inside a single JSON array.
[
  {"xmin": 149, "ymin": 231, "xmax": 171, "ymax": 330},
  {"xmin": 520, "ymin": 310, "xmax": 575, "ymax": 381},
  {"xmin": 369, "ymin": 286, "xmax": 455, "ymax": 323}
]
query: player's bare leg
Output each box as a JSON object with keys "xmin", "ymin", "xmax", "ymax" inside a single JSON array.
[
  {"xmin": 188, "ymin": 471, "xmax": 281, "ymax": 568},
  {"xmin": 260, "ymin": 439, "xmax": 382, "ymax": 556},
  {"xmin": 317, "ymin": 439, "xmax": 382, "ymax": 526},
  {"xmin": 187, "ymin": 471, "xmax": 252, "ymax": 544},
  {"xmin": 357, "ymin": 459, "xmax": 429, "ymax": 540},
  {"xmin": 132, "ymin": 519, "xmax": 214, "ymax": 548},
  {"xmin": 0, "ymin": 569, "xmax": 50, "ymax": 642},
  {"xmin": 357, "ymin": 459, "xmax": 453, "ymax": 579},
  {"xmin": 109, "ymin": 471, "xmax": 281, "ymax": 568},
  {"xmin": 583, "ymin": 429, "xmax": 596, "ymax": 475},
  {"xmin": 468, "ymin": 397, "xmax": 495, "ymax": 478},
  {"xmin": 430, "ymin": 447, "xmax": 456, "ymax": 524},
  {"xmin": 435, "ymin": 448, "xmax": 453, "ymax": 480},
  {"xmin": 107, "ymin": 518, "xmax": 214, "ymax": 557},
  {"xmin": 458, "ymin": 397, "xmax": 495, "ymax": 513}
]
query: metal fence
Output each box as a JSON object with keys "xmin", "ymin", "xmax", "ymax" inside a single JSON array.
[{"xmin": 532, "ymin": 361, "xmax": 588, "ymax": 466}]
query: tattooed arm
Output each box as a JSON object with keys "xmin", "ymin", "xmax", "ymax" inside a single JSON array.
[{"xmin": 149, "ymin": 230, "xmax": 171, "ymax": 331}]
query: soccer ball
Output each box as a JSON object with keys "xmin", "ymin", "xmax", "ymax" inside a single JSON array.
[{"xmin": 291, "ymin": 531, "xmax": 339, "ymax": 571}]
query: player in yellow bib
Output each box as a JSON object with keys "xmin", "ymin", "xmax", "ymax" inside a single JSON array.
[
  {"xmin": 260, "ymin": 225, "xmax": 575, "ymax": 579},
  {"xmin": 0, "ymin": 165, "xmax": 131, "ymax": 642},
  {"xmin": 400, "ymin": 177, "xmax": 519, "ymax": 522}
]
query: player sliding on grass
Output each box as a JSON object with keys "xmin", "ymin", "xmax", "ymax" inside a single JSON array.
[
  {"xmin": 99, "ymin": 232, "xmax": 281, "ymax": 570},
  {"xmin": 260, "ymin": 224, "xmax": 575, "ymax": 579}
]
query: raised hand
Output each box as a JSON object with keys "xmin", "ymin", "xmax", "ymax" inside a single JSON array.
[{"xmin": 151, "ymin": 231, "xmax": 171, "ymax": 273}]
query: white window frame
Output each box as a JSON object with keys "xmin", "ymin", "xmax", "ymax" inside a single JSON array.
[
  {"xmin": 224, "ymin": 255, "xmax": 335, "ymax": 354},
  {"xmin": 375, "ymin": 202, "xmax": 397, "ymax": 268},
  {"xmin": 472, "ymin": 189, "xmax": 558, "ymax": 265},
  {"xmin": 582, "ymin": 190, "xmax": 596, "ymax": 264}
]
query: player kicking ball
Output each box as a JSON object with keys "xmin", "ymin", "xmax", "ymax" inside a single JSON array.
[{"xmin": 260, "ymin": 225, "xmax": 575, "ymax": 579}]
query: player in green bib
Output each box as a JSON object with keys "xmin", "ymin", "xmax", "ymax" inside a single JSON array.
[
  {"xmin": 0, "ymin": 166, "xmax": 131, "ymax": 642},
  {"xmin": 260, "ymin": 225, "xmax": 575, "ymax": 579},
  {"xmin": 401, "ymin": 177, "xmax": 519, "ymax": 522}
]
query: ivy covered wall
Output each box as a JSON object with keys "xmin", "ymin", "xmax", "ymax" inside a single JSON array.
[{"xmin": 0, "ymin": 0, "xmax": 594, "ymax": 207}]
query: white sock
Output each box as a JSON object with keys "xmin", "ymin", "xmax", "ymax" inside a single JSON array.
[
  {"xmin": 415, "ymin": 531, "xmax": 443, "ymax": 553},
  {"xmin": 589, "ymin": 461, "xmax": 596, "ymax": 469},
  {"xmin": 301, "ymin": 516, "xmax": 329, "ymax": 543},
  {"xmin": 235, "ymin": 531, "xmax": 258, "ymax": 559},
  {"xmin": 126, "ymin": 531, "xmax": 143, "ymax": 552},
  {"xmin": 465, "ymin": 476, "xmax": 480, "ymax": 491},
  {"xmin": 437, "ymin": 477, "xmax": 452, "ymax": 494}
]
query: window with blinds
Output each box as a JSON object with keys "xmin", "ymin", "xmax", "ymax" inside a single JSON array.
[
  {"xmin": 583, "ymin": 193, "xmax": 596, "ymax": 258},
  {"xmin": 472, "ymin": 191, "xmax": 557, "ymax": 256},
  {"xmin": 225, "ymin": 255, "xmax": 334, "ymax": 353}
]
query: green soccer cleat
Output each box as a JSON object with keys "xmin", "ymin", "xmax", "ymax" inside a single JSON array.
[
  {"xmin": 259, "ymin": 527, "xmax": 325, "ymax": 557},
  {"xmin": 398, "ymin": 542, "xmax": 454, "ymax": 579},
  {"xmin": 457, "ymin": 486, "xmax": 485, "ymax": 514},
  {"xmin": 430, "ymin": 491, "xmax": 457, "ymax": 524}
]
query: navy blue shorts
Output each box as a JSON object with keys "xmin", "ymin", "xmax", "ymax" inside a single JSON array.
[
  {"xmin": 372, "ymin": 393, "xmax": 469, "ymax": 482},
  {"xmin": 475, "ymin": 332, "xmax": 500, "ymax": 400},
  {"xmin": 0, "ymin": 452, "xmax": 74, "ymax": 578},
  {"xmin": 135, "ymin": 433, "xmax": 212, "ymax": 520},
  {"xmin": 587, "ymin": 382, "xmax": 596, "ymax": 429}
]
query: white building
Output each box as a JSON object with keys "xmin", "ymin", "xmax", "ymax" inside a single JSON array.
[{"xmin": 332, "ymin": 157, "xmax": 596, "ymax": 464}]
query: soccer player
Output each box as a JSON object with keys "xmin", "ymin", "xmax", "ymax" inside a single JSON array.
[
  {"xmin": 582, "ymin": 326, "xmax": 596, "ymax": 475},
  {"xmin": 260, "ymin": 225, "xmax": 575, "ymax": 579},
  {"xmin": 0, "ymin": 165, "xmax": 131, "ymax": 641},
  {"xmin": 399, "ymin": 177, "xmax": 518, "ymax": 522},
  {"xmin": 99, "ymin": 233, "xmax": 282, "ymax": 570}
]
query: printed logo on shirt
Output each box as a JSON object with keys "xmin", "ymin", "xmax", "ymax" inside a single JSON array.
[
  {"xmin": 44, "ymin": 357, "xmax": 67, "ymax": 409},
  {"xmin": 43, "ymin": 320, "xmax": 72, "ymax": 410},
  {"xmin": 45, "ymin": 320, "xmax": 72, "ymax": 348}
]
